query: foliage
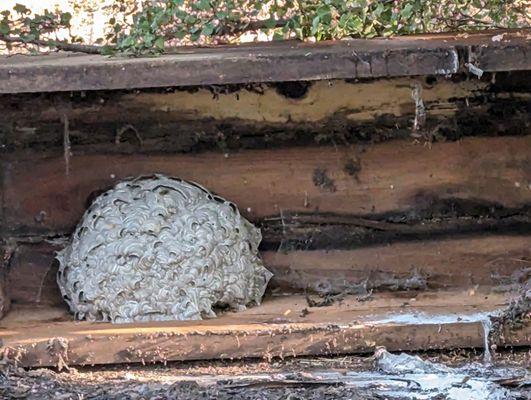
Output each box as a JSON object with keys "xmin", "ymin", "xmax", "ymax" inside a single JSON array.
[
  {"xmin": 0, "ymin": 0, "xmax": 529, "ymax": 55},
  {"xmin": 0, "ymin": 3, "xmax": 76, "ymax": 50}
]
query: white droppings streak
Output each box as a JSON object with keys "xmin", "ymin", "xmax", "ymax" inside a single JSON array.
[
  {"xmin": 373, "ymin": 349, "xmax": 512, "ymax": 400},
  {"xmin": 368, "ymin": 310, "xmax": 500, "ymax": 365},
  {"xmin": 56, "ymin": 174, "xmax": 273, "ymax": 323},
  {"xmin": 481, "ymin": 317, "xmax": 493, "ymax": 364}
]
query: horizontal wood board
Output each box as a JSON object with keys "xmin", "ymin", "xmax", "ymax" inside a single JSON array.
[
  {"xmin": 1, "ymin": 291, "xmax": 528, "ymax": 367},
  {"xmin": 0, "ymin": 30, "xmax": 529, "ymax": 93},
  {"xmin": 2, "ymin": 136, "xmax": 530, "ymax": 236}
]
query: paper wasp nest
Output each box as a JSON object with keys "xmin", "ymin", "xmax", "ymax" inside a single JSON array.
[{"xmin": 56, "ymin": 175, "xmax": 272, "ymax": 323}]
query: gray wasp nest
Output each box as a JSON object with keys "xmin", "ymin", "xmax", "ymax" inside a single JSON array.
[{"xmin": 56, "ymin": 175, "xmax": 272, "ymax": 323}]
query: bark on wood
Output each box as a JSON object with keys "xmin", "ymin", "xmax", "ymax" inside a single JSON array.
[
  {"xmin": 7, "ymin": 242, "xmax": 62, "ymax": 306},
  {"xmin": 260, "ymin": 208, "xmax": 531, "ymax": 250}
]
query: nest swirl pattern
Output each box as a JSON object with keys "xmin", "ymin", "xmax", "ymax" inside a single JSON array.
[{"xmin": 56, "ymin": 175, "xmax": 272, "ymax": 323}]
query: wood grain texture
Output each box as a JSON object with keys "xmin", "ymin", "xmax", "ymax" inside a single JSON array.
[
  {"xmin": 0, "ymin": 30, "xmax": 529, "ymax": 93},
  {"xmin": 264, "ymin": 235, "xmax": 531, "ymax": 292},
  {"xmin": 7, "ymin": 242, "xmax": 62, "ymax": 306},
  {"xmin": 2, "ymin": 136, "xmax": 530, "ymax": 235},
  {"xmin": 1, "ymin": 291, "xmax": 528, "ymax": 367},
  {"xmin": 8, "ymin": 234, "xmax": 531, "ymax": 306},
  {"xmin": 2, "ymin": 74, "xmax": 529, "ymax": 156}
]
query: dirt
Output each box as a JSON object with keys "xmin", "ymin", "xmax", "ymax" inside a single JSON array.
[
  {"xmin": 343, "ymin": 158, "xmax": 361, "ymax": 181},
  {"xmin": 312, "ymin": 168, "xmax": 336, "ymax": 193},
  {"xmin": 0, "ymin": 350, "xmax": 528, "ymax": 399}
]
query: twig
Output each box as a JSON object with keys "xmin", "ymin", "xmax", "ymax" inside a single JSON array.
[{"xmin": 0, "ymin": 34, "xmax": 105, "ymax": 54}]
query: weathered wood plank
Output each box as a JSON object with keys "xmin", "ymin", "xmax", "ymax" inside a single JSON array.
[
  {"xmin": 0, "ymin": 291, "xmax": 528, "ymax": 367},
  {"xmin": 2, "ymin": 136, "xmax": 530, "ymax": 236},
  {"xmin": 0, "ymin": 30, "xmax": 529, "ymax": 94},
  {"xmin": 7, "ymin": 242, "xmax": 62, "ymax": 306},
  {"xmin": 0, "ymin": 78, "xmax": 485, "ymax": 150},
  {"xmin": 8, "ymin": 234, "xmax": 531, "ymax": 306},
  {"xmin": 260, "ymin": 209, "xmax": 531, "ymax": 250},
  {"xmin": 4, "ymin": 76, "xmax": 529, "ymax": 156},
  {"xmin": 264, "ymin": 235, "xmax": 531, "ymax": 292}
]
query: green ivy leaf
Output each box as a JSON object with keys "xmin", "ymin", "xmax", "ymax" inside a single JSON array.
[
  {"xmin": 316, "ymin": 5, "xmax": 331, "ymax": 19},
  {"xmin": 190, "ymin": 30, "xmax": 201, "ymax": 41},
  {"xmin": 264, "ymin": 18, "xmax": 277, "ymax": 30},
  {"xmin": 401, "ymin": 4, "xmax": 414, "ymax": 19},
  {"xmin": 216, "ymin": 11, "xmax": 228, "ymax": 19},
  {"xmin": 101, "ymin": 45, "xmax": 116, "ymax": 55},
  {"xmin": 0, "ymin": 20, "xmax": 10, "ymax": 35},
  {"xmin": 60, "ymin": 12, "xmax": 72, "ymax": 27},
  {"xmin": 373, "ymin": 2, "xmax": 384, "ymax": 16},
  {"xmin": 273, "ymin": 31, "xmax": 284, "ymax": 40},
  {"xmin": 311, "ymin": 15, "xmax": 320, "ymax": 35},
  {"xmin": 202, "ymin": 22, "xmax": 215, "ymax": 36},
  {"xmin": 195, "ymin": 0, "xmax": 211, "ymax": 11},
  {"xmin": 154, "ymin": 36, "xmax": 165, "ymax": 50},
  {"xmin": 13, "ymin": 3, "xmax": 30, "ymax": 15}
]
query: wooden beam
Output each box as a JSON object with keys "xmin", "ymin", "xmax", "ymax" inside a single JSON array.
[
  {"xmin": 0, "ymin": 30, "xmax": 529, "ymax": 94},
  {"xmin": 7, "ymin": 234, "xmax": 531, "ymax": 306},
  {"xmin": 260, "ymin": 210, "xmax": 531, "ymax": 250},
  {"xmin": 4, "ymin": 76, "xmax": 529, "ymax": 156},
  {"xmin": 2, "ymin": 136, "xmax": 530, "ymax": 236},
  {"xmin": 264, "ymin": 235, "xmax": 531, "ymax": 292},
  {"xmin": 1, "ymin": 291, "xmax": 528, "ymax": 367}
]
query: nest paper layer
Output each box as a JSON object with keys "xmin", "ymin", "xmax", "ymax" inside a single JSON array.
[{"xmin": 57, "ymin": 175, "xmax": 272, "ymax": 323}]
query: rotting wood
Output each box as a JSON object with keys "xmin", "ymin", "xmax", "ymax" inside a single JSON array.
[
  {"xmin": 0, "ymin": 291, "xmax": 528, "ymax": 367},
  {"xmin": 1, "ymin": 74, "xmax": 529, "ymax": 155},
  {"xmin": 7, "ymin": 234, "xmax": 531, "ymax": 306},
  {"xmin": 0, "ymin": 30, "xmax": 529, "ymax": 94},
  {"xmin": 259, "ymin": 207, "xmax": 531, "ymax": 250},
  {"xmin": 0, "ymin": 243, "xmax": 13, "ymax": 319},
  {"xmin": 263, "ymin": 235, "xmax": 531, "ymax": 292},
  {"xmin": 2, "ymin": 136, "xmax": 529, "ymax": 236},
  {"xmin": 0, "ymin": 267, "xmax": 9, "ymax": 320}
]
